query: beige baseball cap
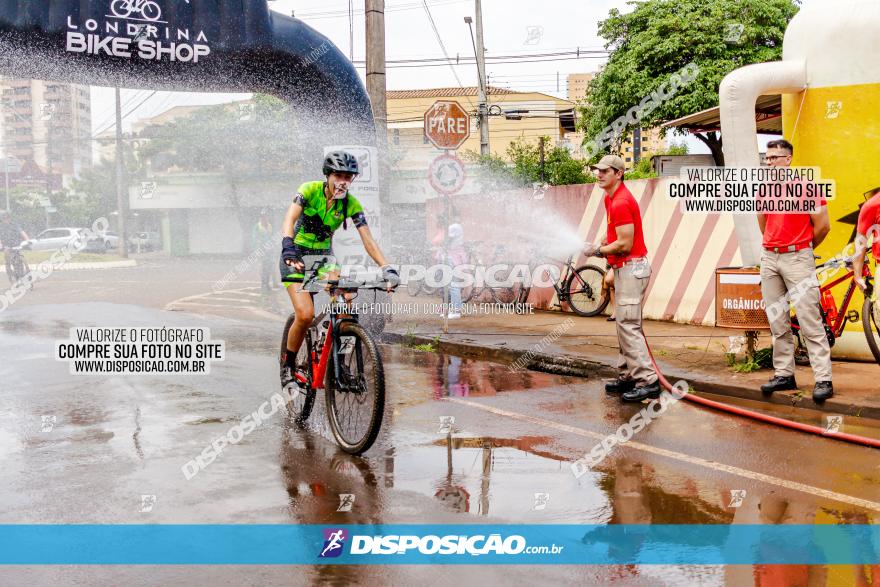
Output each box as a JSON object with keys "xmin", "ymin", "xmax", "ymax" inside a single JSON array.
[{"xmin": 590, "ymin": 154, "xmax": 625, "ymax": 172}]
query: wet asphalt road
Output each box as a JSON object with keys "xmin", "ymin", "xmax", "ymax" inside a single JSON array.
[{"xmin": 1, "ymin": 259, "xmax": 879, "ymax": 585}]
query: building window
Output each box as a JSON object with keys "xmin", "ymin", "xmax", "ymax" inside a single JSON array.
[
  {"xmin": 393, "ymin": 129, "xmax": 400, "ymax": 145},
  {"xmin": 423, "ymin": 134, "xmax": 429, "ymax": 145},
  {"xmin": 625, "ymin": 157, "xmax": 631, "ymax": 162}
]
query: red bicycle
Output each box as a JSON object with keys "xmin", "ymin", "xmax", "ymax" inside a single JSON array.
[
  {"xmin": 280, "ymin": 275, "xmax": 391, "ymax": 454},
  {"xmin": 792, "ymin": 254, "xmax": 880, "ymax": 365}
]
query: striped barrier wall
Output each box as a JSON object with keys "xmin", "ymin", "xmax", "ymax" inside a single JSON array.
[
  {"xmin": 570, "ymin": 178, "xmax": 743, "ymax": 326},
  {"xmin": 426, "ymin": 179, "xmax": 743, "ymax": 326}
]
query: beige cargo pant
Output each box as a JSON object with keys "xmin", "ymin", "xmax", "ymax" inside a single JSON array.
[
  {"xmin": 614, "ymin": 260, "xmax": 658, "ymax": 386},
  {"xmin": 760, "ymin": 248, "xmax": 832, "ymax": 381}
]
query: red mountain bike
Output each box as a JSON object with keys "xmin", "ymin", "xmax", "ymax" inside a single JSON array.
[
  {"xmin": 792, "ymin": 254, "xmax": 880, "ymax": 365},
  {"xmin": 280, "ymin": 273, "xmax": 393, "ymax": 454}
]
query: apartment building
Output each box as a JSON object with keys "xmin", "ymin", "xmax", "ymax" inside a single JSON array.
[{"xmin": 0, "ymin": 77, "xmax": 92, "ymax": 179}]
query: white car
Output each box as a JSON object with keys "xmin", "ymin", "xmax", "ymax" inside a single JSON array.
[{"xmin": 22, "ymin": 227, "xmax": 88, "ymax": 251}]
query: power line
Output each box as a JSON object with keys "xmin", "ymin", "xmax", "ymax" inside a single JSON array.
[
  {"xmin": 293, "ymin": 0, "xmax": 467, "ymax": 19},
  {"xmin": 90, "ymin": 89, "xmax": 147, "ymax": 134},
  {"xmin": 352, "ymin": 48, "xmax": 607, "ymax": 65},
  {"xmin": 419, "ymin": 0, "xmax": 476, "ymax": 112},
  {"xmin": 92, "ymin": 90, "xmax": 158, "ymax": 138},
  {"xmin": 353, "ymin": 55, "xmax": 607, "ymax": 69}
]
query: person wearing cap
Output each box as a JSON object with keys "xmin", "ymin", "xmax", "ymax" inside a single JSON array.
[
  {"xmin": 757, "ymin": 139, "xmax": 833, "ymax": 402},
  {"xmin": 583, "ymin": 154, "xmax": 659, "ymax": 402},
  {"xmin": 853, "ymin": 187, "xmax": 880, "ymax": 294}
]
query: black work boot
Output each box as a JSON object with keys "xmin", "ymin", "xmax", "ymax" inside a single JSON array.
[
  {"xmin": 760, "ymin": 375, "xmax": 797, "ymax": 395},
  {"xmin": 812, "ymin": 381, "xmax": 833, "ymax": 403},
  {"xmin": 621, "ymin": 380, "xmax": 661, "ymax": 403},
  {"xmin": 605, "ymin": 378, "xmax": 636, "ymax": 395}
]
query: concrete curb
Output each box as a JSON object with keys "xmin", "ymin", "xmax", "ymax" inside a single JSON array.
[
  {"xmin": 0, "ymin": 260, "xmax": 137, "ymax": 272},
  {"xmin": 384, "ymin": 330, "xmax": 880, "ymax": 421}
]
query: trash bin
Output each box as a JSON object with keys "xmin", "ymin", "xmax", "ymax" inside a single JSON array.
[{"xmin": 715, "ymin": 267, "xmax": 770, "ymax": 329}]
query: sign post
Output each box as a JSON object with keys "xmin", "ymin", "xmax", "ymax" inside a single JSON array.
[{"xmin": 424, "ymin": 100, "xmax": 471, "ymax": 334}]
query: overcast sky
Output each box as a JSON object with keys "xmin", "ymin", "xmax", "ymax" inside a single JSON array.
[
  {"xmin": 90, "ymin": 0, "xmax": 630, "ymax": 134},
  {"xmin": 89, "ymin": 0, "xmax": 822, "ymax": 150}
]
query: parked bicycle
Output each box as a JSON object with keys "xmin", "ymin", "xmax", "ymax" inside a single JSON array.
[
  {"xmin": 460, "ymin": 242, "xmax": 522, "ymax": 304},
  {"xmin": 516, "ymin": 247, "xmax": 609, "ymax": 317},
  {"xmin": 792, "ymin": 253, "xmax": 880, "ymax": 365},
  {"xmin": 280, "ymin": 268, "xmax": 394, "ymax": 454},
  {"xmin": 3, "ymin": 246, "xmax": 31, "ymax": 290}
]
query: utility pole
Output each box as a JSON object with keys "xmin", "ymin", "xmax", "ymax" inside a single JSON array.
[
  {"xmin": 474, "ymin": 0, "xmax": 489, "ymax": 156},
  {"xmin": 114, "ymin": 87, "xmax": 128, "ymax": 258},
  {"xmin": 365, "ymin": 0, "xmax": 389, "ymax": 207}
]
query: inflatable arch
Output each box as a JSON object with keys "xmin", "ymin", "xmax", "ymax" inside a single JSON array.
[{"xmin": 0, "ymin": 0, "xmax": 375, "ymax": 144}]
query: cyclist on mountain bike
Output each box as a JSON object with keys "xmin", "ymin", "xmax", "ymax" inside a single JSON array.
[
  {"xmin": 280, "ymin": 151, "xmax": 398, "ymax": 386},
  {"xmin": 0, "ymin": 211, "xmax": 29, "ymax": 280}
]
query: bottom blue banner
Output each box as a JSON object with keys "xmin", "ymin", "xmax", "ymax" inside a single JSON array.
[{"xmin": 0, "ymin": 524, "xmax": 878, "ymax": 565}]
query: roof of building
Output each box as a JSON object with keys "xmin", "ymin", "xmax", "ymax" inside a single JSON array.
[
  {"xmin": 387, "ymin": 86, "xmax": 525, "ymax": 99},
  {"xmin": 662, "ymin": 94, "xmax": 782, "ymax": 134}
]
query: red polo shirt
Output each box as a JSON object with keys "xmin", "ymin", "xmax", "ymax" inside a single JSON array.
[
  {"xmin": 604, "ymin": 182, "xmax": 647, "ymax": 268},
  {"xmin": 857, "ymin": 193, "xmax": 880, "ymax": 260},
  {"xmin": 761, "ymin": 180, "xmax": 827, "ymax": 249}
]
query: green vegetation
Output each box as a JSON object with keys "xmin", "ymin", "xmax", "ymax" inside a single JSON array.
[
  {"xmin": 728, "ymin": 346, "xmax": 773, "ymax": 373},
  {"xmin": 580, "ymin": 0, "xmax": 800, "ymax": 165},
  {"xmin": 463, "ymin": 136, "xmax": 592, "ymax": 187}
]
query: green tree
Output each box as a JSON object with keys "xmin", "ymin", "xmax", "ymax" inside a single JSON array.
[
  {"xmin": 464, "ymin": 137, "xmax": 593, "ymax": 187},
  {"xmin": 580, "ymin": 0, "xmax": 800, "ymax": 165}
]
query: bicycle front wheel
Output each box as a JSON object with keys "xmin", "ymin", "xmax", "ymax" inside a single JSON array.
[
  {"xmin": 142, "ymin": 1, "xmax": 162, "ymax": 20},
  {"xmin": 565, "ymin": 265, "xmax": 609, "ymax": 317},
  {"xmin": 280, "ymin": 314, "xmax": 315, "ymax": 424},
  {"xmin": 325, "ymin": 321, "xmax": 385, "ymax": 454},
  {"xmin": 862, "ymin": 296, "xmax": 880, "ymax": 365}
]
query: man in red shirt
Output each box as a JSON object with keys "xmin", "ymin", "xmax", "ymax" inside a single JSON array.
[
  {"xmin": 853, "ymin": 187, "xmax": 880, "ymax": 294},
  {"xmin": 757, "ymin": 139, "xmax": 833, "ymax": 402},
  {"xmin": 583, "ymin": 155, "xmax": 658, "ymax": 402}
]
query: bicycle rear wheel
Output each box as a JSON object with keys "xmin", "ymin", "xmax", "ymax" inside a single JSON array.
[
  {"xmin": 325, "ymin": 321, "xmax": 385, "ymax": 454},
  {"xmin": 565, "ymin": 265, "xmax": 609, "ymax": 317},
  {"xmin": 15, "ymin": 255, "xmax": 31, "ymax": 290},
  {"xmin": 862, "ymin": 296, "xmax": 880, "ymax": 365},
  {"xmin": 280, "ymin": 314, "xmax": 315, "ymax": 423}
]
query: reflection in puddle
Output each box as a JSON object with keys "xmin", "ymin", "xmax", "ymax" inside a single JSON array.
[{"xmin": 387, "ymin": 347, "xmax": 572, "ymax": 398}]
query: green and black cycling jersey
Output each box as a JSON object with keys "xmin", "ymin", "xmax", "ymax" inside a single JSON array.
[{"xmin": 292, "ymin": 181, "xmax": 368, "ymax": 249}]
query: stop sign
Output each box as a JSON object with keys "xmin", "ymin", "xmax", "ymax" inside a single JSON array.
[{"xmin": 424, "ymin": 100, "xmax": 471, "ymax": 150}]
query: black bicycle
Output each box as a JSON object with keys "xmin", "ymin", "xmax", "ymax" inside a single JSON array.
[
  {"xmin": 517, "ymin": 249, "xmax": 609, "ymax": 317},
  {"xmin": 280, "ymin": 270, "xmax": 392, "ymax": 454},
  {"xmin": 3, "ymin": 246, "xmax": 31, "ymax": 290}
]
